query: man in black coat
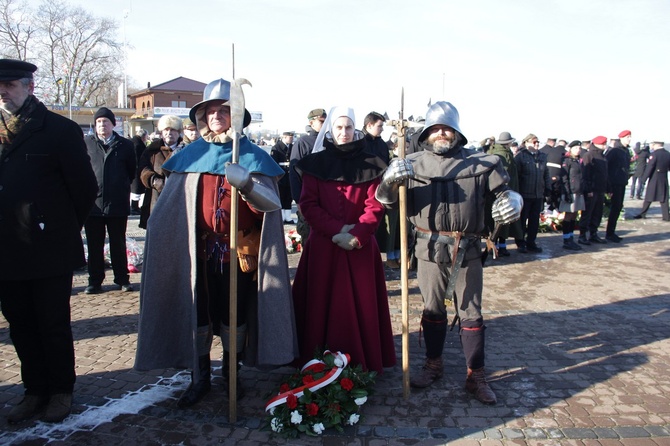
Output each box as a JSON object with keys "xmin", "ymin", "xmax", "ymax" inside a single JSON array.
[
  {"xmin": 540, "ymin": 137, "xmax": 566, "ymax": 211},
  {"xmin": 270, "ymin": 131, "xmax": 294, "ymax": 223},
  {"xmin": 514, "ymin": 134, "xmax": 551, "ymax": 253},
  {"xmin": 605, "ymin": 130, "xmax": 632, "ymax": 242},
  {"xmin": 579, "ymin": 136, "xmax": 609, "ymax": 244},
  {"xmin": 289, "ymin": 108, "xmax": 325, "ymax": 240},
  {"xmin": 631, "ymin": 142, "xmax": 650, "ymax": 199},
  {"xmin": 634, "ymin": 141, "xmax": 670, "ymax": 221},
  {"xmin": 0, "ymin": 59, "xmax": 97, "ymax": 423},
  {"xmin": 84, "ymin": 107, "xmax": 136, "ymax": 294},
  {"xmin": 130, "ymin": 128, "xmax": 148, "ymax": 215}
]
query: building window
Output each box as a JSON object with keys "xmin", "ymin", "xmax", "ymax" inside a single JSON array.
[{"xmin": 171, "ymin": 100, "xmax": 186, "ymax": 108}]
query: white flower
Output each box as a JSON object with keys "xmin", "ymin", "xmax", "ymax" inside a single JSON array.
[
  {"xmin": 313, "ymin": 422, "xmax": 325, "ymax": 434},
  {"xmin": 270, "ymin": 417, "xmax": 283, "ymax": 432},
  {"xmin": 347, "ymin": 413, "xmax": 360, "ymax": 425},
  {"xmin": 334, "ymin": 356, "xmax": 344, "ymax": 367},
  {"xmin": 290, "ymin": 410, "xmax": 303, "ymax": 424},
  {"xmin": 354, "ymin": 396, "xmax": 367, "ymax": 406}
]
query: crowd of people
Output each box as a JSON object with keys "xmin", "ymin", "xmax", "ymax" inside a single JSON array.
[{"xmin": 1, "ymin": 56, "xmax": 668, "ymax": 427}]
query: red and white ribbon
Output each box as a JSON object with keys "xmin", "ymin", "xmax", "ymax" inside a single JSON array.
[{"xmin": 265, "ymin": 351, "xmax": 350, "ymax": 413}]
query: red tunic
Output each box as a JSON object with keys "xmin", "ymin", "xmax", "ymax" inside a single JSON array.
[{"xmin": 292, "ymin": 174, "xmax": 396, "ymax": 372}]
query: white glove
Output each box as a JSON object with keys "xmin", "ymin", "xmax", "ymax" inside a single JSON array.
[
  {"xmin": 332, "ymin": 232, "xmax": 360, "ymax": 250},
  {"xmin": 492, "ymin": 190, "xmax": 523, "ymax": 224}
]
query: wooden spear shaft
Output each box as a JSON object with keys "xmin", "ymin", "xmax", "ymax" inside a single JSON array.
[{"xmin": 397, "ymin": 89, "xmax": 411, "ymax": 399}]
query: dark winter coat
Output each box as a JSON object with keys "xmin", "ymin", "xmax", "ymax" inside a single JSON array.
[
  {"xmin": 363, "ymin": 130, "xmax": 391, "ymax": 165},
  {"xmin": 514, "ymin": 147, "xmax": 551, "ymax": 199},
  {"xmin": 85, "ymin": 132, "xmax": 136, "ymax": 217},
  {"xmin": 581, "ymin": 145, "xmax": 608, "ymax": 194},
  {"xmin": 270, "ymin": 140, "xmax": 292, "ymax": 209},
  {"xmin": 0, "ymin": 101, "xmax": 97, "ymax": 281},
  {"xmin": 642, "ymin": 148, "xmax": 670, "ymax": 203},
  {"xmin": 137, "ymin": 139, "xmax": 179, "ymax": 228},
  {"xmin": 131, "ymin": 135, "xmax": 147, "ymax": 195},
  {"xmin": 606, "ymin": 141, "xmax": 632, "ymax": 188},
  {"xmin": 633, "ymin": 146, "xmax": 650, "ymax": 177},
  {"xmin": 561, "ymin": 156, "xmax": 584, "ymax": 195},
  {"xmin": 289, "ymin": 127, "xmax": 319, "ymax": 202}
]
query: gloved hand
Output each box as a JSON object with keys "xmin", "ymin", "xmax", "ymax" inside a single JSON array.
[
  {"xmin": 340, "ymin": 224, "xmax": 355, "ymax": 233},
  {"xmin": 491, "ymin": 190, "xmax": 523, "ymax": 224},
  {"xmin": 225, "ymin": 163, "xmax": 252, "ymax": 194},
  {"xmin": 383, "ymin": 158, "xmax": 415, "ymax": 184},
  {"xmin": 151, "ymin": 175, "xmax": 165, "ymax": 192},
  {"xmin": 332, "ymin": 232, "xmax": 360, "ymax": 250},
  {"xmin": 562, "ymin": 193, "xmax": 573, "ymax": 204},
  {"xmin": 376, "ymin": 158, "xmax": 414, "ymax": 204}
]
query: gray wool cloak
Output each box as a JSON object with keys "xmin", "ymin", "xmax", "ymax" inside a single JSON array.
[{"xmin": 134, "ymin": 171, "xmax": 298, "ymax": 377}]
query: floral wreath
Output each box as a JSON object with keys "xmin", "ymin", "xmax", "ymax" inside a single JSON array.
[{"xmin": 263, "ymin": 350, "xmax": 376, "ymax": 438}]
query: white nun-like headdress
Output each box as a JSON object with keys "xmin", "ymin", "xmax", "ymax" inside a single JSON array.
[{"xmin": 312, "ymin": 106, "xmax": 360, "ymax": 153}]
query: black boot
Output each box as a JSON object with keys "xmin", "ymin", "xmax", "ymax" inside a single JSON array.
[
  {"xmin": 130, "ymin": 200, "xmax": 141, "ymax": 216},
  {"xmin": 177, "ymin": 355, "xmax": 211, "ymax": 408},
  {"xmin": 222, "ymin": 352, "xmax": 245, "ymax": 400},
  {"xmin": 410, "ymin": 314, "xmax": 447, "ymax": 388}
]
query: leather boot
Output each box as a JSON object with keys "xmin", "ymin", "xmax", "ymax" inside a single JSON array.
[
  {"xmin": 41, "ymin": 393, "xmax": 72, "ymax": 423},
  {"xmin": 7, "ymin": 395, "xmax": 48, "ymax": 423},
  {"xmin": 410, "ymin": 356, "xmax": 443, "ymax": 388},
  {"xmin": 222, "ymin": 352, "xmax": 245, "ymax": 400},
  {"xmin": 177, "ymin": 355, "xmax": 211, "ymax": 408},
  {"xmin": 465, "ymin": 367, "xmax": 497, "ymax": 405}
]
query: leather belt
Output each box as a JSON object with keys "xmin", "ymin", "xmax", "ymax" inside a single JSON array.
[{"xmin": 415, "ymin": 228, "xmax": 476, "ymax": 301}]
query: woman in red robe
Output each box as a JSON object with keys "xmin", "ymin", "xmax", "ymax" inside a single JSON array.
[{"xmin": 292, "ymin": 106, "xmax": 396, "ymax": 373}]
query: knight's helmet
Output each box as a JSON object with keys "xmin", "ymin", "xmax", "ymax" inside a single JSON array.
[
  {"xmin": 189, "ymin": 78, "xmax": 251, "ymax": 127},
  {"xmin": 418, "ymin": 101, "xmax": 468, "ymax": 145}
]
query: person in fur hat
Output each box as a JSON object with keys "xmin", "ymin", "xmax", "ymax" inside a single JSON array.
[{"xmin": 137, "ymin": 114, "xmax": 183, "ymax": 229}]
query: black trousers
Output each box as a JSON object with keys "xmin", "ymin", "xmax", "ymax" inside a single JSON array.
[
  {"xmin": 606, "ymin": 184, "xmax": 626, "ymax": 236},
  {"xmin": 515, "ymin": 197, "xmax": 543, "ymax": 247},
  {"xmin": 580, "ymin": 192, "xmax": 605, "ymax": 236},
  {"xmin": 0, "ymin": 273, "xmax": 76, "ymax": 396},
  {"xmin": 84, "ymin": 215, "xmax": 129, "ymax": 286}
]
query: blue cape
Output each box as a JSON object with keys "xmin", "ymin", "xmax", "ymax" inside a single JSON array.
[{"xmin": 162, "ymin": 136, "xmax": 284, "ymax": 177}]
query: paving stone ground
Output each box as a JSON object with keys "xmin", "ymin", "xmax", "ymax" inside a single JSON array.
[{"xmin": 1, "ymin": 195, "xmax": 670, "ymax": 445}]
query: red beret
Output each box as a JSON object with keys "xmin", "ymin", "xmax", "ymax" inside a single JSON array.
[
  {"xmin": 618, "ymin": 130, "xmax": 631, "ymax": 138},
  {"xmin": 592, "ymin": 136, "xmax": 607, "ymax": 145}
]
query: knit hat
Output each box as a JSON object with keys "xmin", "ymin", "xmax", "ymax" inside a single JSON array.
[
  {"xmin": 618, "ymin": 130, "xmax": 631, "ymax": 138},
  {"xmin": 592, "ymin": 136, "xmax": 607, "ymax": 145},
  {"xmin": 94, "ymin": 107, "xmax": 116, "ymax": 126}
]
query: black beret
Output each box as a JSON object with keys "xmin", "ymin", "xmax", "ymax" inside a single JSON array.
[{"xmin": 0, "ymin": 59, "xmax": 37, "ymax": 81}]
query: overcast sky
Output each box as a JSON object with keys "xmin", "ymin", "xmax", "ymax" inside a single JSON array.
[{"xmin": 50, "ymin": 0, "xmax": 670, "ymax": 143}]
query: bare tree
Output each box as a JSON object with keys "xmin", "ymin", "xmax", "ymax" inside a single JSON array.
[
  {"xmin": 0, "ymin": 0, "xmax": 124, "ymax": 108},
  {"xmin": 0, "ymin": 0, "xmax": 36, "ymax": 60}
]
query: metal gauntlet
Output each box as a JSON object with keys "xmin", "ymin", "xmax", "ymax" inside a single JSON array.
[
  {"xmin": 375, "ymin": 158, "xmax": 414, "ymax": 205},
  {"xmin": 226, "ymin": 163, "xmax": 281, "ymax": 212},
  {"xmin": 491, "ymin": 189, "xmax": 523, "ymax": 224}
]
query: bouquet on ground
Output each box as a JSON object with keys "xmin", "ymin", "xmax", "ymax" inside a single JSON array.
[
  {"xmin": 264, "ymin": 350, "xmax": 376, "ymax": 438},
  {"xmin": 285, "ymin": 229, "xmax": 302, "ymax": 253}
]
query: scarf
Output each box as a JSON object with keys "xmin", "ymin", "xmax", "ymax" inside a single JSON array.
[{"xmin": 0, "ymin": 95, "xmax": 38, "ymax": 146}]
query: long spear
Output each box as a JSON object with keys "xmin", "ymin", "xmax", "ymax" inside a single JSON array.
[
  {"xmin": 228, "ymin": 78, "xmax": 251, "ymax": 422},
  {"xmin": 388, "ymin": 89, "xmax": 411, "ymax": 398}
]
